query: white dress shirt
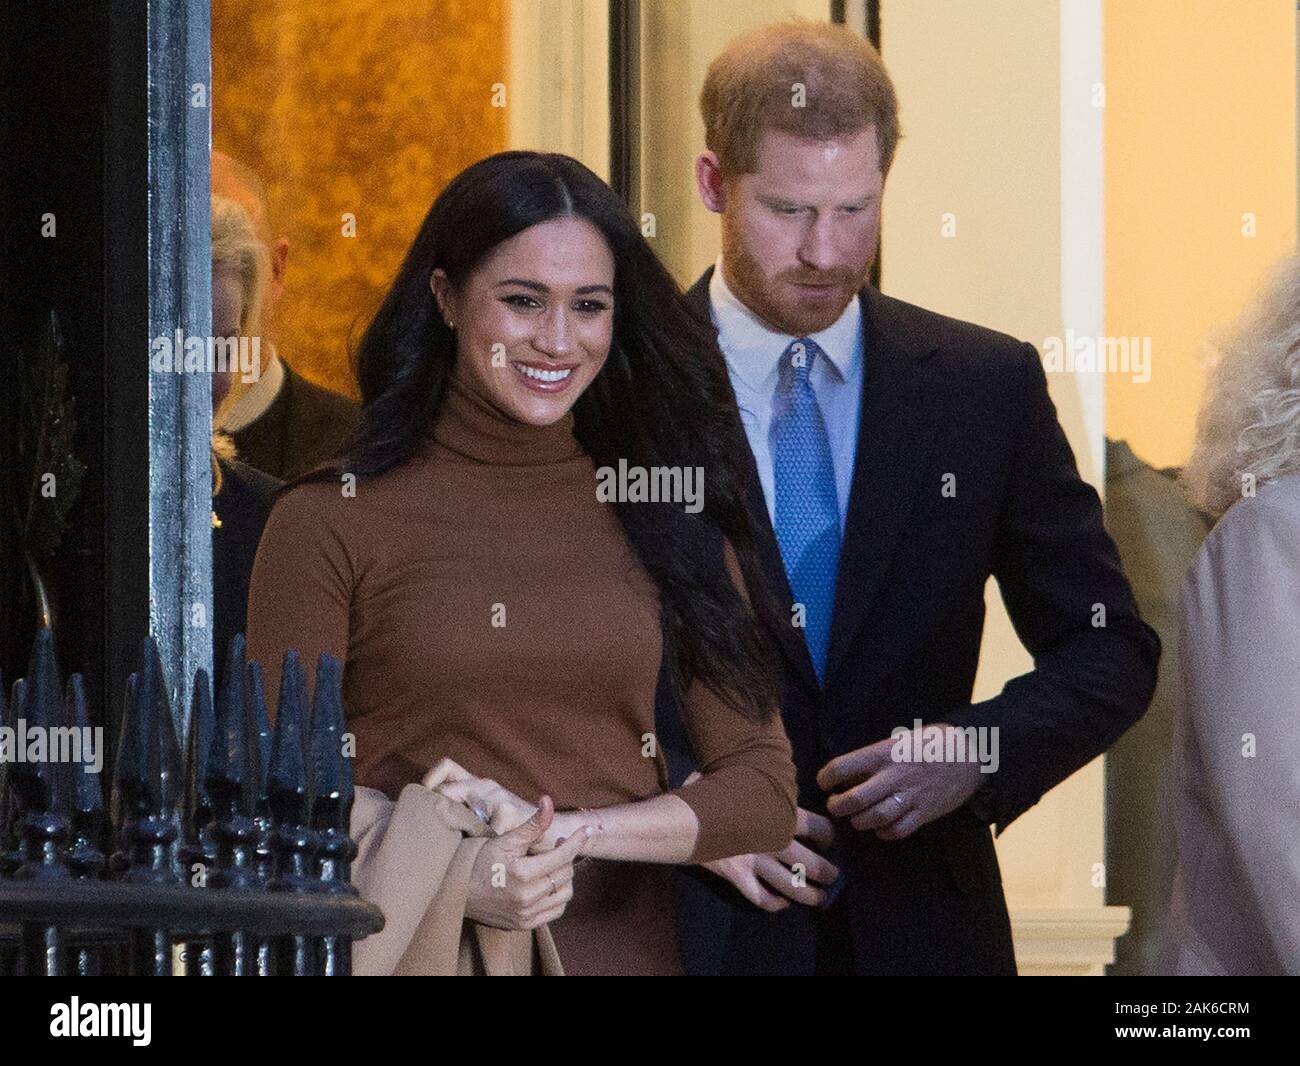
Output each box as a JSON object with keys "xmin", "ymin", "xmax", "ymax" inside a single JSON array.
[
  {"xmin": 708, "ymin": 257, "xmax": 865, "ymax": 530},
  {"xmin": 220, "ymin": 346, "xmax": 284, "ymax": 432}
]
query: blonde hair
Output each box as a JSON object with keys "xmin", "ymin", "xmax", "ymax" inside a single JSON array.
[
  {"xmin": 700, "ymin": 19, "xmax": 900, "ymax": 177},
  {"xmin": 212, "ymin": 150, "xmax": 273, "ymax": 244},
  {"xmin": 211, "ymin": 193, "xmax": 269, "ymax": 331},
  {"xmin": 1181, "ymin": 255, "xmax": 1300, "ymax": 518}
]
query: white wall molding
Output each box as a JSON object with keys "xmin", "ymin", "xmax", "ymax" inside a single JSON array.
[{"xmin": 1012, "ymin": 906, "xmax": 1132, "ymax": 976}]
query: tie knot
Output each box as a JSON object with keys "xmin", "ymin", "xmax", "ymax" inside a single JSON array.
[{"xmin": 781, "ymin": 338, "xmax": 819, "ymax": 383}]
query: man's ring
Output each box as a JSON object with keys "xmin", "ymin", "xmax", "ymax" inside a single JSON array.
[
  {"xmin": 547, "ymin": 873, "xmax": 557, "ymax": 895},
  {"xmin": 892, "ymin": 792, "xmax": 906, "ymax": 809}
]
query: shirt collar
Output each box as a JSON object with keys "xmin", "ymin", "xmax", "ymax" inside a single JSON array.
[
  {"xmin": 219, "ymin": 346, "xmax": 284, "ymax": 432},
  {"xmin": 708, "ymin": 255, "xmax": 862, "ymax": 391}
]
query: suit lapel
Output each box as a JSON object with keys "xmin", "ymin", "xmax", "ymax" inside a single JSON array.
[
  {"xmin": 686, "ymin": 269, "xmax": 820, "ymax": 691},
  {"xmin": 824, "ymin": 286, "xmax": 942, "ymax": 680}
]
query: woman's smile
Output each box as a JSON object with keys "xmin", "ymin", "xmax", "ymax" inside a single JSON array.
[{"xmin": 510, "ymin": 360, "xmax": 578, "ymax": 393}]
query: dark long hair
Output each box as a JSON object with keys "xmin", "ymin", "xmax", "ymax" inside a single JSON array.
[{"xmin": 315, "ymin": 151, "xmax": 778, "ymax": 721}]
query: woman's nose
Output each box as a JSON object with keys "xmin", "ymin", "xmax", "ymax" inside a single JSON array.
[{"xmin": 534, "ymin": 310, "xmax": 574, "ymax": 358}]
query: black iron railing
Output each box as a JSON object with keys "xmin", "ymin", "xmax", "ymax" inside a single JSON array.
[{"xmin": 0, "ymin": 630, "xmax": 382, "ymax": 975}]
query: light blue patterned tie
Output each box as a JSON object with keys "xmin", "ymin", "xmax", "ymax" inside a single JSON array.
[{"xmin": 772, "ymin": 338, "xmax": 841, "ymax": 682}]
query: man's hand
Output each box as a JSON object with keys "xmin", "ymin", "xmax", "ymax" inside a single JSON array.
[
  {"xmin": 817, "ymin": 724, "xmax": 984, "ymax": 841},
  {"xmin": 703, "ymin": 807, "xmax": 840, "ymax": 911}
]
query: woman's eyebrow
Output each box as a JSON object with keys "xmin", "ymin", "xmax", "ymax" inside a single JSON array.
[{"xmin": 495, "ymin": 278, "xmax": 613, "ymax": 296}]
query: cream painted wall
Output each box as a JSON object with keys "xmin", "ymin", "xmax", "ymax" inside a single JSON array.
[{"xmin": 1103, "ymin": 0, "xmax": 1296, "ymax": 470}]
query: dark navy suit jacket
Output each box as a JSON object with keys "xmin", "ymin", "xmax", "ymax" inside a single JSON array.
[
  {"xmin": 212, "ymin": 455, "xmax": 281, "ymax": 694},
  {"xmin": 659, "ymin": 271, "xmax": 1160, "ymax": 975}
]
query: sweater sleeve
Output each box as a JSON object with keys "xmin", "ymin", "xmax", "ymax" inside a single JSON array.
[
  {"xmin": 666, "ymin": 541, "xmax": 798, "ymax": 863},
  {"xmin": 245, "ymin": 480, "xmax": 357, "ymax": 723}
]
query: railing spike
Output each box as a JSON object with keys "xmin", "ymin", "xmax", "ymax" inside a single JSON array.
[
  {"xmin": 107, "ymin": 670, "xmax": 136, "ymax": 877},
  {"xmin": 208, "ymin": 634, "xmax": 251, "ymax": 815},
  {"xmin": 183, "ymin": 668, "xmax": 215, "ymax": 853},
  {"xmin": 12, "ymin": 629, "xmax": 74, "ymax": 880},
  {"xmin": 268, "ymin": 650, "xmax": 317, "ymax": 974},
  {"xmin": 180, "ymin": 667, "xmax": 217, "ymax": 976},
  {"xmin": 308, "ymin": 653, "xmax": 356, "ymax": 975},
  {"xmin": 309, "ymin": 653, "xmax": 353, "ymax": 837},
  {"xmin": 66, "ymin": 674, "xmax": 106, "ymax": 880},
  {"xmin": 111, "ymin": 637, "xmax": 182, "ymax": 887},
  {"xmin": 244, "ymin": 657, "xmax": 275, "ymax": 972},
  {"xmin": 268, "ymin": 650, "xmax": 309, "ymax": 821},
  {"xmin": 245, "ymin": 659, "xmax": 272, "ymax": 804},
  {"xmin": 147, "ymin": 638, "xmax": 183, "ymax": 817},
  {"xmin": 9, "ymin": 630, "xmax": 72, "ymax": 974}
]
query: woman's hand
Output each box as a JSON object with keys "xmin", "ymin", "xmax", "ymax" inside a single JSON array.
[
  {"xmin": 465, "ymin": 797, "xmax": 592, "ymax": 931},
  {"xmin": 423, "ymin": 758, "xmax": 591, "ymax": 849},
  {"xmin": 424, "ymin": 759, "xmax": 539, "ymax": 835}
]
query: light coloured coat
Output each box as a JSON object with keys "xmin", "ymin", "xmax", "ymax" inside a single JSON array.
[
  {"xmin": 350, "ymin": 784, "xmax": 563, "ymax": 975},
  {"xmin": 1165, "ymin": 473, "xmax": 1300, "ymax": 974}
]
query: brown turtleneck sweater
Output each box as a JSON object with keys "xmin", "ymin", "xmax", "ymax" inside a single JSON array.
[{"xmin": 246, "ymin": 378, "xmax": 796, "ymax": 870}]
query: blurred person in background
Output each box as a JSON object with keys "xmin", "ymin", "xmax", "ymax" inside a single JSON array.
[
  {"xmin": 1101, "ymin": 436, "xmax": 1212, "ymax": 975},
  {"xmin": 211, "ymin": 150, "xmax": 360, "ymax": 479},
  {"xmin": 1167, "ymin": 255, "xmax": 1300, "ymax": 975},
  {"xmin": 210, "ymin": 194, "xmax": 282, "ymax": 694}
]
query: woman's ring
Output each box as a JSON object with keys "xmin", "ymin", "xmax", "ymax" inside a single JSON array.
[
  {"xmin": 892, "ymin": 792, "xmax": 906, "ymax": 810},
  {"xmin": 547, "ymin": 873, "xmax": 557, "ymax": 895},
  {"xmin": 470, "ymin": 800, "xmax": 490, "ymax": 824}
]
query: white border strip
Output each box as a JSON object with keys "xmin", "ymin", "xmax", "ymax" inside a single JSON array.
[{"xmin": 1060, "ymin": 0, "xmax": 1106, "ymax": 487}]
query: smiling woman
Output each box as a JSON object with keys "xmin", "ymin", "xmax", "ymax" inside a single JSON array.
[
  {"xmin": 429, "ymin": 216, "xmax": 616, "ymax": 423},
  {"xmin": 244, "ymin": 150, "xmax": 798, "ymax": 975}
]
